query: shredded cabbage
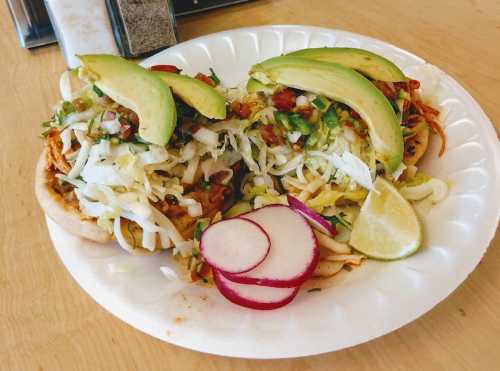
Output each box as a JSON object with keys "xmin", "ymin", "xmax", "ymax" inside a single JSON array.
[
  {"xmin": 306, "ymin": 189, "xmax": 368, "ymax": 212},
  {"xmin": 193, "ymin": 127, "xmax": 218, "ymax": 147},
  {"xmin": 142, "ymin": 230, "xmax": 157, "ymax": 251},
  {"xmin": 113, "ymin": 217, "xmax": 134, "ymax": 253},
  {"xmin": 67, "ymin": 140, "xmax": 91, "ymax": 178},
  {"xmin": 59, "ymin": 70, "xmax": 73, "ymax": 101},
  {"xmin": 269, "ymin": 154, "xmax": 304, "ymax": 176},
  {"xmin": 181, "ymin": 156, "xmax": 199, "ymax": 184}
]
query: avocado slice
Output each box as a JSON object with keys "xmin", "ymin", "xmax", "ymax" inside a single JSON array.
[
  {"xmin": 250, "ymin": 56, "xmax": 403, "ymax": 172},
  {"xmin": 286, "ymin": 48, "xmax": 406, "ymax": 82},
  {"xmin": 246, "ymin": 77, "xmax": 277, "ymax": 94},
  {"xmin": 154, "ymin": 71, "xmax": 226, "ymax": 120},
  {"xmin": 78, "ymin": 54, "xmax": 176, "ymax": 145}
]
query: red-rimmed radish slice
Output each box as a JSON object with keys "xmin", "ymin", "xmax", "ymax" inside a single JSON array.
[
  {"xmin": 200, "ymin": 218, "xmax": 270, "ymax": 274},
  {"xmin": 287, "ymin": 195, "xmax": 337, "ymax": 237},
  {"xmin": 213, "ymin": 269, "xmax": 299, "ymax": 310},
  {"xmin": 223, "ymin": 205, "xmax": 319, "ymax": 288}
]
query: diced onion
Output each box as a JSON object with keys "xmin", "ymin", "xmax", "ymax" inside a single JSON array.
[
  {"xmin": 296, "ymin": 95, "xmax": 309, "ymax": 107},
  {"xmin": 187, "ymin": 203, "xmax": 202, "ymax": 218},
  {"xmin": 287, "ymin": 131, "xmax": 302, "ymax": 143},
  {"xmin": 100, "ymin": 119, "xmax": 121, "ymax": 134}
]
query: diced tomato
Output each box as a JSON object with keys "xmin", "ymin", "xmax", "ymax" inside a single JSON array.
[
  {"xmin": 350, "ymin": 109, "xmax": 361, "ymax": 120},
  {"xmin": 195, "ymin": 73, "xmax": 215, "ymax": 87},
  {"xmin": 230, "ymin": 101, "xmax": 252, "ymax": 118},
  {"xmin": 128, "ymin": 111, "xmax": 139, "ymax": 126},
  {"xmin": 298, "ymin": 106, "xmax": 313, "ymax": 119},
  {"xmin": 272, "ymin": 88, "xmax": 296, "ymax": 111},
  {"xmin": 118, "ymin": 123, "xmax": 134, "ymax": 140},
  {"xmin": 260, "ymin": 124, "xmax": 284, "ymax": 146},
  {"xmin": 150, "ymin": 64, "xmax": 180, "ymax": 73},
  {"xmin": 190, "ymin": 123, "xmax": 202, "ymax": 134}
]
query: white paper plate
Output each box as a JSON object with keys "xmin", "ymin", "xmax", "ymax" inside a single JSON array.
[{"xmin": 45, "ymin": 25, "xmax": 500, "ymax": 359}]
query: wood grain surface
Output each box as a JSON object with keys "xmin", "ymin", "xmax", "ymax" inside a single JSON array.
[{"xmin": 0, "ymin": 1, "xmax": 499, "ymax": 370}]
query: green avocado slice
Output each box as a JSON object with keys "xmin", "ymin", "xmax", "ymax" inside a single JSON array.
[
  {"xmin": 78, "ymin": 54, "xmax": 176, "ymax": 145},
  {"xmin": 154, "ymin": 71, "xmax": 226, "ymax": 120},
  {"xmin": 250, "ymin": 56, "xmax": 403, "ymax": 172},
  {"xmin": 287, "ymin": 47, "xmax": 406, "ymax": 82},
  {"xmin": 246, "ymin": 77, "xmax": 277, "ymax": 95}
]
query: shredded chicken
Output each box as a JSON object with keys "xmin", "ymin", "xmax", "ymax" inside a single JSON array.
[
  {"xmin": 46, "ymin": 130, "xmax": 71, "ymax": 174},
  {"xmin": 154, "ymin": 174, "xmax": 238, "ymax": 239}
]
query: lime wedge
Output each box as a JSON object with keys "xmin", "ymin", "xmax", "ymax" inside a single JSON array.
[{"xmin": 350, "ymin": 177, "xmax": 422, "ymax": 260}]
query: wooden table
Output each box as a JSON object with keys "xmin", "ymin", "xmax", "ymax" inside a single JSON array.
[{"xmin": 1, "ymin": 0, "xmax": 499, "ymax": 370}]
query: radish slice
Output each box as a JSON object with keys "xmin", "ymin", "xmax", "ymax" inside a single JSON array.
[
  {"xmin": 287, "ymin": 194, "xmax": 337, "ymax": 237},
  {"xmin": 213, "ymin": 269, "xmax": 299, "ymax": 310},
  {"xmin": 200, "ymin": 218, "xmax": 270, "ymax": 274},
  {"xmin": 223, "ymin": 205, "xmax": 319, "ymax": 288}
]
